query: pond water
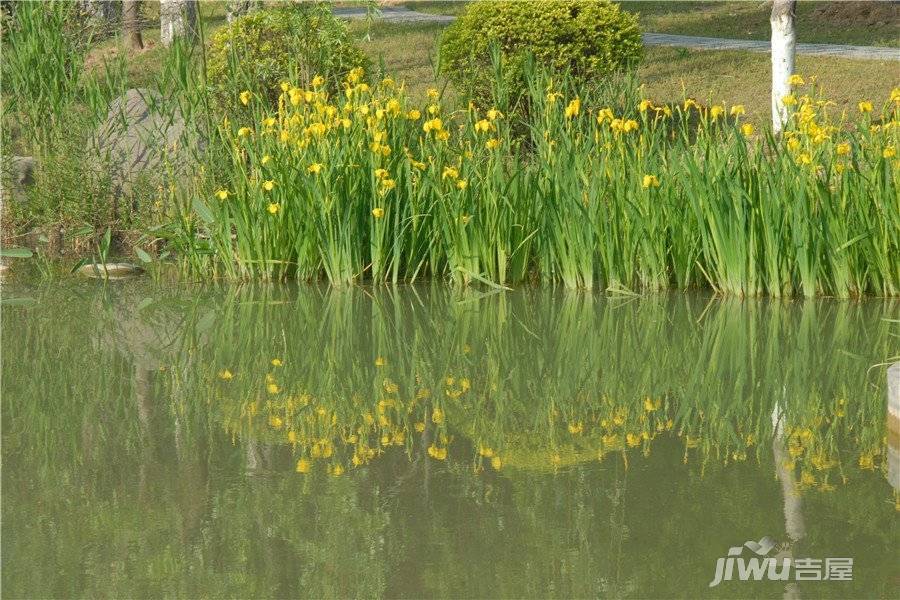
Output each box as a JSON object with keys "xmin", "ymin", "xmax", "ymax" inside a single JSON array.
[{"xmin": 2, "ymin": 280, "xmax": 897, "ymax": 598}]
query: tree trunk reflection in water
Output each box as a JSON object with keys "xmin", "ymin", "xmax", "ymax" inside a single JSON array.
[
  {"xmin": 772, "ymin": 401, "xmax": 804, "ymax": 599},
  {"xmin": 888, "ymin": 364, "xmax": 899, "ymax": 493},
  {"xmin": 134, "ymin": 365, "xmax": 152, "ymax": 501}
]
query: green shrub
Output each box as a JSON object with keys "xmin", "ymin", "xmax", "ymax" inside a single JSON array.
[
  {"xmin": 440, "ymin": 0, "xmax": 643, "ymax": 107},
  {"xmin": 205, "ymin": 4, "xmax": 369, "ymax": 107}
]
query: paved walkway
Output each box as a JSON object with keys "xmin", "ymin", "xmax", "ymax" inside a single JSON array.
[
  {"xmin": 334, "ymin": 6, "xmax": 900, "ymax": 61},
  {"xmin": 333, "ymin": 6, "xmax": 456, "ymax": 24},
  {"xmin": 643, "ymin": 33, "xmax": 899, "ymax": 61}
]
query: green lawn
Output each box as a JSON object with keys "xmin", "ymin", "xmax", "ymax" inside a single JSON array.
[
  {"xmin": 353, "ymin": 19, "xmax": 899, "ymax": 123},
  {"xmin": 619, "ymin": 1, "xmax": 899, "ymax": 47},
  {"xmin": 400, "ymin": 1, "xmax": 899, "ymax": 47},
  {"xmin": 76, "ymin": 4, "xmax": 900, "ymax": 123},
  {"xmin": 638, "ymin": 46, "xmax": 899, "ymax": 124},
  {"xmin": 350, "ymin": 21, "xmax": 449, "ymax": 99},
  {"xmin": 83, "ymin": 1, "xmax": 229, "ymax": 89},
  {"xmin": 400, "ymin": 1, "xmax": 470, "ymax": 16},
  {"xmin": 72, "ymin": 2, "xmax": 900, "ymax": 121}
]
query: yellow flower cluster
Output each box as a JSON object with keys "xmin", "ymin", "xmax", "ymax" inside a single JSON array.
[
  {"xmin": 221, "ymin": 69, "xmax": 792, "ymax": 217},
  {"xmin": 210, "ymin": 68, "xmax": 897, "ymax": 295}
]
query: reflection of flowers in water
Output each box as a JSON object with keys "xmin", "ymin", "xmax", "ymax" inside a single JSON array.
[{"xmin": 210, "ymin": 362, "xmax": 884, "ymax": 494}]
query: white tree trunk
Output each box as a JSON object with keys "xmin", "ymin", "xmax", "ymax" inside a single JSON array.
[
  {"xmin": 226, "ymin": 0, "xmax": 261, "ymax": 23},
  {"xmin": 770, "ymin": 0, "xmax": 797, "ymax": 135},
  {"xmin": 160, "ymin": 0, "xmax": 198, "ymax": 47},
  {"xmin": 81, "ymin": 0, "xmax": 117, "ymax": 23}
]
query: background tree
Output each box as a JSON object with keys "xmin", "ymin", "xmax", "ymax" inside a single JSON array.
[
  {"xmin": 770, "ymin": 0, "xmax": 797, "ymax": 135},
  {"xmin": 160, "ymin": 0, "xmax": 198, "ymax": 47},
  {"xmin": 80, "ymin": 0, "xmax": 116, "ymax": 24},
  {"xmin": 123, "ymin": 0, "xmax": 143, "ymax": 50},
  {"xmin": 79, "ymin": 0, "xmax": 118, "ymax": 37},
  {"xmin": 226, "ymin": 0, "xmax": 261, "ymax": 23}
]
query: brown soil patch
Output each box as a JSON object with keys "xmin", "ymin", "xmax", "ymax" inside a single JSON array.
[{"xmin": 808, "ymin": 1, "xmax": 899, "ymax": 28}]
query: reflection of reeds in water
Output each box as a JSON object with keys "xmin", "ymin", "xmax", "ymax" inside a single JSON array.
[
  {"xmin": 888, "ymin": 364, "xmax": 899, "ymax": 501},
  {"xmin": 7, "ymin": 284, "xmax": 893, "ymax": 494},
  {"xmin": 3, "ymin": 284, "xmax": 898, "ymax": 596},
  {"xmin": 254, "ymin": 291, "xmax": 891, "ymax": 495}
]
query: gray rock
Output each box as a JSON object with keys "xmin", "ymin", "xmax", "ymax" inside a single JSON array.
[
  {"xmin": 94, "ymin": 88, "xmax": 203, "ymax": 201},
  {"xmin": 1, "ymin": 156, "xmax": 36, "ymax": 204},
  {"xmin": 77, "ymin": 261, "xmax": 144, "ymax": 279},
  {"xmin": 8, "ymin": 156, "xmax": 36, "ymax": 187}
]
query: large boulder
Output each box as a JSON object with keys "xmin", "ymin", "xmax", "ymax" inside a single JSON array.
[{"xmin": 94, "ymin": 88, "xmax": 203, "ymax": 201}]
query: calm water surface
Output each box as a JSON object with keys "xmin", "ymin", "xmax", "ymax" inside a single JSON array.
[{"xmin": 2, "ymin": 281, "xmax": 898, "ymax": 598}]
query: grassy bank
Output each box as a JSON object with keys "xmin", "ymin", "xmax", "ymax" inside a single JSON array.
[
  {"xmin": 182, "ymin": 65, "xmax": 898, "ymax": 295},
  {"xmin": 3, "ymin": 3, "xmax": 898, "ymax": 297}
]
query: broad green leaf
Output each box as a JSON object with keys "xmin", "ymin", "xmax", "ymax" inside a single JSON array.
[
  {"xmin": 67, "ymin": 226, "xmax": 94, "ymax": 238},
  {"xmin": 135, "ymin": 248, "xmax": 153, "ymax": 263},
  {"xmin": 0, "ymin": 247, "xmax": 33, "ymax": 258},
  {"xmin": 193, "ymin": 197, "xmax": 215, "ymax": 224}
]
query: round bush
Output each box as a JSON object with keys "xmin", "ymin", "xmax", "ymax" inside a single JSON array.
[
  {"xmin": 206, "ymin": 5, "xmax": 369, "ymax": 106},
  {"xmin": 440, "ymin": 0, "xmax": 643, "ymax": 106}
]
